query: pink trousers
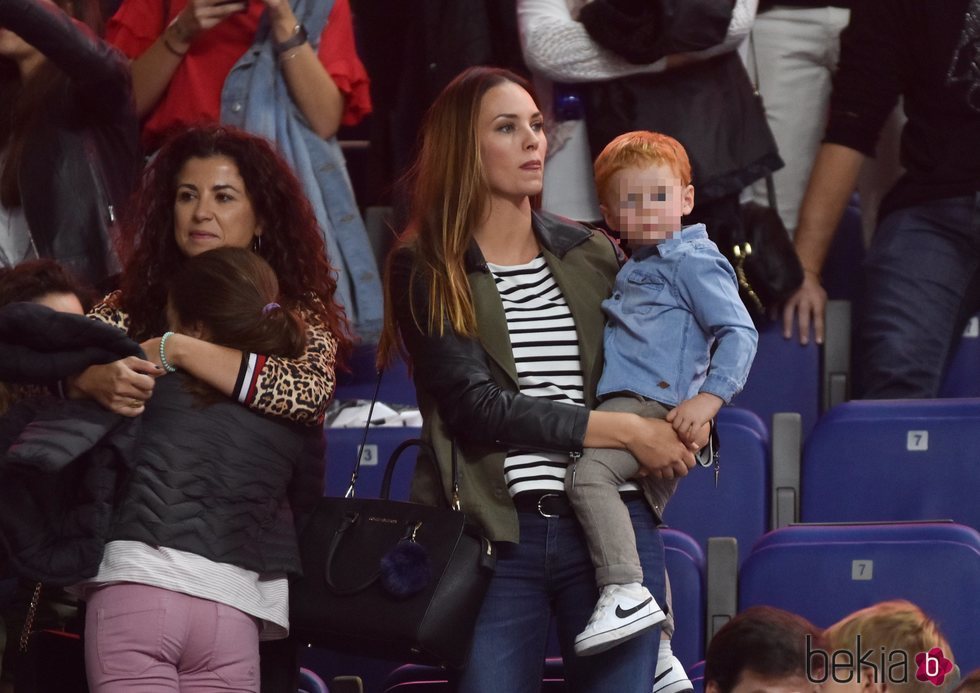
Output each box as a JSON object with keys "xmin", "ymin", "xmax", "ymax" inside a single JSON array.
[{"xmin": 84, "ymin": 583, "xmax": 260, "ymax": 693}]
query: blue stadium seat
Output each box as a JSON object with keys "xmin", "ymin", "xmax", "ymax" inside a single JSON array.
[
  {"xmin": 800, "ymin": 399, "xmax": 980, "ymax": 528},
  {"xmin": 334, "ymin": 344, "xmax": 417, "ymax": 407},
  {"xmin": 939, "ymin": 313, "xmax": 980, "ymax": 398},
  {"xmin": 323, "ymin": 427, "xmax": 422, "ymax": 499},
  {"xmin": 732, "ymin": 318, "xmax": 821, "ymax": 437},
  {"xmin": 298, "ymin": 667, "xmax": 329, "ymax": 693},
  {"xmin": 739, "ymin": 522, "xmax": 980, "ymax": 673},
  {"xmin": 732, "ymin": 301, "xmax": 851, "ymax": 438},
  {"xmin": 300, "ymin": 647, "xmax": 400, "ymax": 693},
  {"xmin": 661, "ymin": 529, "xmax": 707, "ymax": 669},
  {"xmin": 662, "ymin": 408, "xmax": 769, "ymax": 567}
]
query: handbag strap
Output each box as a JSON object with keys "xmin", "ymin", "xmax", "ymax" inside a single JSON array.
[
  {"xmin": 378, "ymin": 438, "xmax": 460, "ymax": 510},
  {"xmin": 343, "ymin": 369, "xmax": 462, "ymax": 510},
  {"xmin": 747, "ymin": 31, "xmax": 778, "ymax": 210},
  {"xmin": 18, "ymin": 582, "xmax": 42, "ymax": 654},
  {"xmin": 343, "ymin": 368, "xmax": 385, "ymax": 498}
]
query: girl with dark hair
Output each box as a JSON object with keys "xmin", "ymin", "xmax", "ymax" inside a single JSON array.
[
  {"xmin": 0, "ymin": 0, "xmax": 141, "ymax": 289},
  {"xmin": 74, "ymin": 246, "xmax": 320, "ymax": 691},
  {"xmin": 379, "ymin": 65, "xmax": 704, "ymax": 692},
  {"xmin": 68, "ymin": 124, "xmax": 348, "ymax": 425},
  {"xmin": 167, "ymin": 247, "xmax": 306, "ymax": 364}
]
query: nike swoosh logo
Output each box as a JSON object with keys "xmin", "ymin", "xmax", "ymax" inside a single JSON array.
[{"xmin": 615, "ymin": 597, "xmax": 652, "ymax": 619}]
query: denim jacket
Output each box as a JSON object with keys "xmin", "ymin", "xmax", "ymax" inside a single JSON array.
[
  {"xmin": 597, "ymin": 224, "xmax": 757, "ymax": 406},
  {"xmin": 221, "ymin": 0, "xmax": 383, "ymax": 341}
]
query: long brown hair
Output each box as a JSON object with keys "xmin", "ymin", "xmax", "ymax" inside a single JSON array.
[
  {"xmin": 114, "ymin": 125, "xmax": 350, "ymax": 362},
  {"xmin": 0, "ymin": 0, "xmax": 103, "ymax": 208},
  {"xmin": 377, "ymin": 66, "xmax": 536, "ymax": 365}
]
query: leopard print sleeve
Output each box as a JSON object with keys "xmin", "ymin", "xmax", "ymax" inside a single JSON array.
[
  {"xmin": 89, "ymin": 291, "xmax": 130, "ymax": 332},
  {"xmin": 233, "ymin": 306, "xmax": 337, "ymax": 426}
]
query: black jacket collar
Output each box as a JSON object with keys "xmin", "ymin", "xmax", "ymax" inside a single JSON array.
[{"xmin": 464, "ymin": 210, "xmax": 594, "ymax": 272}]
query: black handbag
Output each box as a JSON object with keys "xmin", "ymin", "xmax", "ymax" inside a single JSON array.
[
  {"xmin": 731, "ymin": 192, "xmax": 804, "ymax": 319},
  {"xmin": 289, "ymin": 380, "xmax": 496, "ymax": 669}
]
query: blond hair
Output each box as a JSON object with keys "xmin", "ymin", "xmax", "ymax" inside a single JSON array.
[
  {"xmin": 824, "ymin": 600, "xmax": 954, "ymax": 693},
  {"xmin": 593, "ymin": 130, "xmax": 692, "ymax": 206}
]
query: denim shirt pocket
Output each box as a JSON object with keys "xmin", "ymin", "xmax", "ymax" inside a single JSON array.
[{"xmin": 622, "ymin": 270, "xmax": 667, "ymax": 315}]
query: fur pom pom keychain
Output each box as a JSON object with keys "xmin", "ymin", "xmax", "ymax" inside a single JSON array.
[{"xmin": 379, "ymin": 522, "xmax": 432, "ymax": 598}]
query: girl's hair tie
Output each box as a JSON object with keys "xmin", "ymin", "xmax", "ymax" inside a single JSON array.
[{"xmin": 262, "ymin": 302, "xmax": 281, "ymax": 316}]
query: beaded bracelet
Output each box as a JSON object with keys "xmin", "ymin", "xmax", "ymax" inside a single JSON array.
[{"xmin": 160, "ymin": 331, "xmax": 178, "ymax": 373}]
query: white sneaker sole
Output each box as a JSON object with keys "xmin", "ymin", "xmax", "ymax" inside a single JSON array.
[
  {"xmin": 573, "ymin": 605, "xmax": 666, "ymax": 656},
  {"xmin": 653, "ymin": 674, "xmax": 693, "ymax": 693}
]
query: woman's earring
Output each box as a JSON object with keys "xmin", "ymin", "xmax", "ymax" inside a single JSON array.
[{"xmin": 252, "ymin": 235, "xmax": 263, "ymax": 253}]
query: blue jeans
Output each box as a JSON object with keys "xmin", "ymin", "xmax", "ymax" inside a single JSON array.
[
  {"xmin": 859, "ymin": 194, "xmax": 980, "ymax": 398},
  {"xmin": 452, "ymin": 499, "xmax": 665, "ymax": 693}
]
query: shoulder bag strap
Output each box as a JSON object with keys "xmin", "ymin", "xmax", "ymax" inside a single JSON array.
[
  {"xmin": 747, "ymin": 31, "xmax": 778, "ymax": 210},
  {"xmin": 344, "ymin": 369, "xmax": 461, "ymax": 507}
]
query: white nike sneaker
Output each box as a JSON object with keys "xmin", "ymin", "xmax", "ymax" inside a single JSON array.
[
  {"xmin": 653, "ymin": 655, "xmax": 694, "ymax": 693},
  {"xmin": 573, "ymin": 582, "xmax": 666, "ymax": 656}
]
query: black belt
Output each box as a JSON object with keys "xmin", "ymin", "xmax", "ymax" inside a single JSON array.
[{"xmin": 513, "ymin": 491, "xmax": 644, "ymax": 518}]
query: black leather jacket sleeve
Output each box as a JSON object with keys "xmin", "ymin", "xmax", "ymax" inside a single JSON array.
[
  {"xmin": 390, "ymin": 249, "xmax": 590, "ymax": 454},
  {"xmin": 0, "ymin": 0, "xmax": 131, "ymax": 114}
]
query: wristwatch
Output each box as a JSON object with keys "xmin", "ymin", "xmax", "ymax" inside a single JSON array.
[{"xmin": 274, "ymin": 23, "xmax": 308, "ymax": 55}]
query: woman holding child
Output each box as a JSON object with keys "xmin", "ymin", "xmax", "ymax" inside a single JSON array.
[{"xmin": 378, "ymin": 66, "xmax": 702, "ymax": 692}]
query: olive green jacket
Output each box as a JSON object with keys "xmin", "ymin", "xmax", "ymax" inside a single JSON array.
[{"xmin": 391, "ymin": 211, "xmax": 621, "ymax": 542}]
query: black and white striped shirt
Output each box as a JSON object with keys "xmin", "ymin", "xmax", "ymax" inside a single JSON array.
[{"xmin": 488, "ymin": 254, "xmax": 585, "ymax": 496}]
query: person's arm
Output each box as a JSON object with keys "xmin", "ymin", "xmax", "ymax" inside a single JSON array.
[
  {"xmin": 123, "ymin": 0, "xmax": 246, "ymax": 118},
  {"xmin": 391, "ymin": 250, "xmax": 697, "ymax": 478},
  {"xmin": 0, "ymin": 0, "xmax": 129, "ymax": 102},
  {"xmin": 517, "ymin": 0, "xmax": 756, "ymax": 83},
  {"xmin": 662, "ymin": 248, "xmax": 756, "ymax": 444},
  {"xmin": 584, "ymin": 410, "xmax": 700, "ymax": 479},
  {"xmin": 782, "ymin": 0, "xmax": 904, "ymax": 345},
  {"xmin": 678, "ymin": 248, "xmax": 760, "ymax": 402},
  {"xmin": 144, "ymin": 307, "xmax": 337, "ymax": 424},
  {"xmin": 66, "ymin": 297, "xmax": 160, "ymax": 416},
  {"xmin": 781, "ymin": 143, "xmax": 865, "ymax": 345},
  {"xmin": 262, "ymin": 0, "xmax": 345, "ymax": 139}
]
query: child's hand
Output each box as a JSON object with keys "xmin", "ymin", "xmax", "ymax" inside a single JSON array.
[{"xmin": 666, "ymin": 393, "xmax": 723, "ymax": 445}]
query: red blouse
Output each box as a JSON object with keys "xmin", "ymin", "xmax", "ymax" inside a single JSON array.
[{"xmin": 107, "ymin": 0, "xmax": 372, "ymax": 151}]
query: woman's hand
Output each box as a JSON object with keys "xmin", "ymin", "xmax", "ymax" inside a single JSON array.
[
  {"xmin": 169, "ymin": 0, "xmax": 248, "ymax": 49},
  {"xmin": 624, "ymin": 416, "xmax": 698, "ymax": 480},
  {"xmin": 66, "ymin": 357, "xmax": 163, "ymax": 417}
]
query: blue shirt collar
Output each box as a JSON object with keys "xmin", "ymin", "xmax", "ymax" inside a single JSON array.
[{"xmin": 630, "ymin": 223, "xmax": 708, "ymax": 260}]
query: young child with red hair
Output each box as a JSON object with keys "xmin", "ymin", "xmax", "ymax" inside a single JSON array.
[{"xmin": 568, "ymin": 132, "xmax": 757, "ymax": 688}]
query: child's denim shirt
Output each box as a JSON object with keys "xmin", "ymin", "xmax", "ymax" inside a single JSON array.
[{"xmin": 596, "ymin": 224, "xmax": 758, "ymax": 407}]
